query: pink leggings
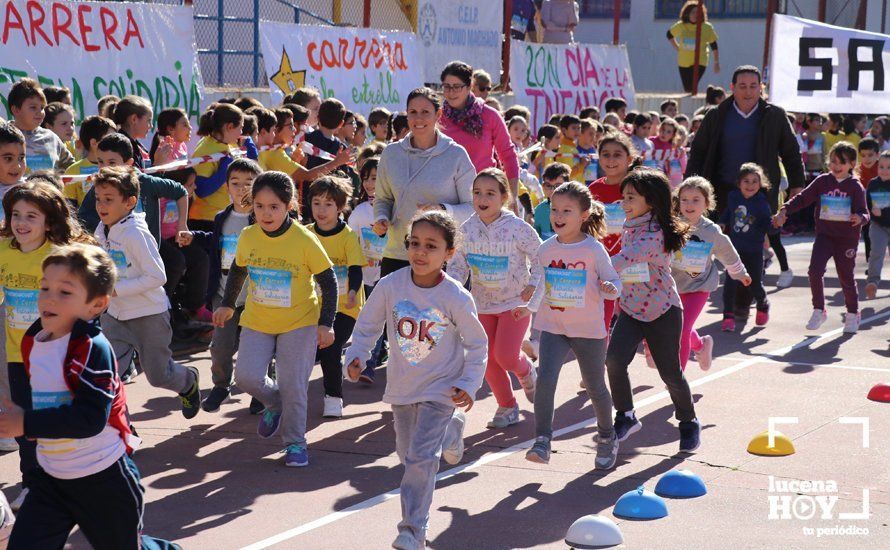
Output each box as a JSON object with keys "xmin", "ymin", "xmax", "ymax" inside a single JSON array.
[
  {"xmin": 679, "ymin": 291, "xmax": 710, "ymax": 370},
  {"xmin": 479, "ymin": 311, "xmax": 533, "ymax": 408}
]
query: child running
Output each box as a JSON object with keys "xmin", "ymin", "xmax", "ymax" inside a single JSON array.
[
  {"xmin": 212, "ymin": 171, "xmax": 338, "ymax": 467},
  {"xmin": 864, "ymin": 151, "xmax": 890, "ymax": 300},
  {"xmin": 673, "ymin": 177, "xmax": 751, "ymax": 370},
  {"xmin": 517, "ymin": 182, "xmax": 622, "ymax": 469},
  {"xmin": 605, "ymin": 169, "xmax": 701, "ymax": 453},
  {"xmin": 0, "ymin": 181, "xmax": 92, "ymax": 510},
  {"xmin": 0, "ymin": 243, "xmax": 178, "ymax": 549},
  {"xmin": 307, "ymin": 176, "xmax": 367, "ymax": 418},
  {"xmin": 449, "ymin": 168, "xmax": 541, "ymax": 429},
  {"xmin": 719, "ymin": 163, "xmax": 773, "ymax": 331},
  {"xmin": 345, "ymin": 211, "xmax": 487, "ymax": 550},
  {"xmin": 773, "ymin": 142, "xmax": 869, "ymax": 333}
]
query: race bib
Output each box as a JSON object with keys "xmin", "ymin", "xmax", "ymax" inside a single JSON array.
[
  {"xmin": 643, "ymin": 158, "xmax": 661, "ymax": 170},
  {"xmin": 220, "ymin": 234, "xmax": 238, "ymax": 270},
  {"xmin": 334, "ymin": 264, "xmax": 348, "ymax": 296},
  {"xmin": 108, "ymin": 249, "xmax": 128, "ymax": 278},
  {"xmin": 871, "ymin": 192, "xmax": 890, "ymax": 210},
  {"xmin": 669, "ymin": 158, "xmax": 682, "ymax": 174},
  {"xmin": 511, "ymin": 14, "xmax": 529, "ymax": 33},
  {"xmin": 248, "ymin": 266, "xmax": 292, "ymax": 307},
  {"xmin": 673, "ymin": 241, "xmax": 713, "ymax": 274},
  {"xmin": 541, "ymin": 230, "xmax": 555, "ymax": 240},
  {"xmin": 4, "ymin": 288, "xmax": 39, "ymax": 330},
  {"xmin": 27, "ymin": 154, "xmax": 53, "ymax": 172},
  {"xmin": 584, "ymin": 156, "xmax": 599, "ymax": 182},
  {"xmin": 544, "ymin": 267, "xmax": 586, "ymax": 309},
  {"xmin": 620, "ymin": 263, "xmax": 650, "ymax": 284},
  {"xmin": 604, "ymin": 203, "xmax": 626, "ymax": 235},
  {"xmin": 360, "ymin": 227, "xmax": 387, "ymax": 263},
  {"xmin": 467, "ymin": 254, "xmax": 509, "ymax": 289},
  {"xmin": 819, "ymin": 195, "xmax": 851, "ymax": 222},
  {"xmin": 681, "ymin": 37, "xmax": 697, "ymax": 51},
  {"xmin": 162, "ymin": 201, "xmax": 179, "ymax": 224}
]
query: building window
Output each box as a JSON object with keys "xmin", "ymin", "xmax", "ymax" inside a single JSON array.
[
  {"xmin": 655, "ymin": 0, "xmax": 769, "ymax": 20},
  {"xmin": 580, "ymin": 0, "xmax": 632, "ymax": 19}
]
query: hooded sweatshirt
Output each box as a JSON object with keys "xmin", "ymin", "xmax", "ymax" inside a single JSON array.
[
  {"xmin": 95, "ymin": 212, "xmax": 169, "ymax": 321},
  {"xmin": 344, "ymin": 267, "xmax": 488, "ymax": 406},
  {"xmin": 540, "ymin": 0, "xmax": 580, "ymax": 44},
  {"xmin": 671, "ymin": 216, "xmax": 748, "ymax": 294},
  {"xmin": 374, "ymin": 131, "xmax": 476, "ymax": 261},
  {"xmin": 449, "ymin": 211, "xmax": 543, "ymax": 314}
]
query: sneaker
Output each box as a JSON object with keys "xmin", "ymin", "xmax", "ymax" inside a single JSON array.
[
  {"xmin": 10, "ymin": 488, "xmax": 28, "ymax": 512},
  {"xmin": 777, "ymin": 269, "xmax": 794, "ymax": 288},
  {"xmin": 806, "ymin": 309, "xmax": 828, "ymax": 331},
  {"xmin": 0, "ymin": 438, "xmax": 18, "ymax": 452},
  {"xmin": 763, "ymin": 248, "xmax": 774, "ymax": 271},
  {"xmin": 359, "ymin": 365, "xmax": 376, "ymax": 384},
  {"xmin": 120, "ymin": 360, "xmax": 138, "ymax": 385},
  {"xmin": 679, "ymin": 418, "xmax": 701, "ymax": 453},
  {"xmin": 486, "ymin": 405, "xmax": 520, "ymax": 429},
  {"xmin": 521, "ymin": 338, "xmax": 539, "ymax": 361},
  {"xmin": 442, "ymin": 411, "xmax": 466, "ymax": 465},
  {"xmin": 284, "ymin": 444, "xmax": 309, "ymax": 467},
  {"xmin": 594, "ymin": 432, "xmax": 619, "ymax": 470},
  {"xmin": 519, "ymin": 365, "xmax": 537, "ymax": 403},
  {"xmin": 323, "ymin": 395, "xmax": 343, "ymax": 418},
  {"xmin": 257, "ymin": 409, "xmax": 282, "ymax": 439},
  {"xmin": 201, "ymin": 386, "xmax": 230, "ymax": 413},
  {"xmin": 614, "ymin": 412, "xmax": 642, "ymax": 442},
  {"xmin": 191, "ymin": 305, "xmax": 214, "ymax": 323},
  {"xmin": 843, "ymin": 312, "xmax": 860, "ymax": 334},
  {"xmin": 179, "ymin": 367, "xmax": 201, "ymax": 419},
  {"xmin": 248, "ymin": 397, "xmax": 265, "ymax": 415},
  {"xmin": 865, "ymin": 282, "xmax": 877, "ymax": 300},
  {"xmin": 721, "ymin": 317, "xmax": 736, "ymax": 332},
  {"xmin": 755, "ymin": 308, "xmax": 770, "ymax": 326},
  {"xmin": 0, "ymin": 489, "xmax": 13, "ymax": 528},
  {"xmin": 392, "ymin": 531, "xmax": 423, "ymax": 550},
  {"xmin": 695, "ymin": 335, "xmax": 714, "ymax": 371},
  {"xmin": 525, "ymin": 436, "xmax": 551, "ymax": 464}
]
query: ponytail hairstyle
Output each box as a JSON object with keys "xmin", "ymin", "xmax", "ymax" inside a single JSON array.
[
  {"xmin": 203, "ymin": 103, "xmax": 244, "ymax": 142},
  {"xmin": 598, "ymin": 131, "xmax": 642, "ymax": 169},
  {"xmin": 550, "ymin": 181, "xmax": 606, "ymax": 239},
  {"xmin": 356, "ymin": 156, "xmax": 380, "ymax": 206},
  {"xmin": 42, "ymin": 102, "xmax": 76, "ymax": 131},
  {"xmin": 150, "ymin": 108, "xmax": 188, "ymax": 162},
  {"xmin": 0, "ymin": 180, "xmax": 91, "ymax": 248},
  {"xmin": 620, "ymin": 168, "xmax": 689, "ymax": 253},
  {"xmin": 474, "ymin": 167, "xmax": 512, "ymax": 207},
  {"xmin": 251, "ymin": 170, "xmax": 299, "ymax": 218},
  {"xmin": 111, "ymin": 95, "xmax": 152, "ymax": 133}
]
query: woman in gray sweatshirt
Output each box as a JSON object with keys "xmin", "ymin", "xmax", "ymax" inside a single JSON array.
[{"xmin": 372, "ymin": 88, "xmax": 476, "ymax": 278}]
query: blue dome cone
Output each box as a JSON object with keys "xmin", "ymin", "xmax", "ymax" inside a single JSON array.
[
  {"xmin": 613, "ymin": 486, "xmax": 668, "ymax": 520},
  {"xmin": 654, "ymin": 469, "xmax": 707, "ymax": 498}
]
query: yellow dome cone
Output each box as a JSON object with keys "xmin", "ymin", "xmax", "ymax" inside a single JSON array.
[{"xmin": 747, "ymin": 430, "xmax": 795, "ymax": 456}]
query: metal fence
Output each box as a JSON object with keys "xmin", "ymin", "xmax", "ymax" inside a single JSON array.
[
  {"xmin": 580, "ymin": 0, "xmax": 632, "ymax": 19},
  {"xmin": 654, "ymin": 0, "xmax": 771, "ymax": 19}
]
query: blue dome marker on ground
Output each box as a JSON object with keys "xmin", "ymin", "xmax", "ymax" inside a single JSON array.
[
  {"xmin": 612, "ymin": 486, "xmax": 668, "ymax": 520},
  {"xmin": 654, "ymin": 469, "xmax": 708, "ymax": 498}
]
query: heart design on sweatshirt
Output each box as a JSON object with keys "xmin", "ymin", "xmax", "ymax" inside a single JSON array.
[{"xmin": 392, "ymin": 300, "xmax": 448, "ymax": 365}]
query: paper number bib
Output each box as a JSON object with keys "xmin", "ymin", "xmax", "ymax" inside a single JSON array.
[
  {"xmin": 220, "ymin": 234, "xmax": 238, "ymax": 270},
  {"xmin": 4, "ymin": 288, "xmax": 39, "ymax": 330},
  {"xmin": 334, "ymin": 264, "xmax": 348, "ymax": 295},
  {"xmin": 673, "ymin": 241, "xmax": 713, "ymax": 274},
  {"xmin": 871, "ymin": 192, "xmax": 890, "ymax": 210},
  {"xmin": 109, "ymin": 250, "xmax": 128, "ymax": 279},
  {"xmin": 544, "ymin": 267, "xmax": 586, "ymax": 308},
  {"xmin": 467, "ymin": 254, "xmax": 509, "ymax": 289},
  {"xmin": 620, "ymin": 263, "xmax": 650, "ymax": 284},
  {"xmin": 604, "ymin": 203, "xmax": 625, "ymax": 235},
  {"xmin": 360, "ymin": 227, "xmax": 387, "ymax": 264},
  {"xmin": 248, "ymin": 266, "xmax": 292, "ymax": 307},
  {"xmin": 819, "ymin": 195, "xmax": 851, "ymax": 222}
]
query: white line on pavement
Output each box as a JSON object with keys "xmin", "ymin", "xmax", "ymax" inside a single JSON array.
[
  {"xmin": 241, "ymin": 309, "xmax": 890, "ymax": 550},
  {"xmin": 714, "ymin": 356, "xmax": 890, "ymax": 373}
]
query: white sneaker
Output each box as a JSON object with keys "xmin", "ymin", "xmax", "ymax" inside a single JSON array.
[
  {"xmin": 519, "ymin": 365, "xmax": 537, "ymax": 403},
  {"xmin": 805, "ymin": 309, "xmax": 828, "ymax": 331},
  {"xmin": 0, "ymin": 489, "xmax": 14, "ymax": 529},
  {"xmin": 486, "ymin": 405, "xmax": 520, "ymax": 429},
  {"xmin": 776, "ymin": 269, "xmax": 794, "ymax": 288},
  {"xmin": 695, "ymin": 335, "xmax": 714, "ymax": 371},
  {"xmin": 322, "ymin": 395, "xmax": 343, "ymax": 418},
  {"xmin": 521, "ymin": 339, "xmax": 539, "ymax": 361},
  {"xmin": 10, "ymin": 488, "xmax": 28, "ymax": 512},
  {"xmin": 442, "ymin": 411, "xmax": 466, "ymax": 465},
  {"xmin": 843, "ymin": 312, "xmax": 860, "ymax": 334},
  {"xmin": 0, "ymin": 438, "xmax": 18, "ymax": 452}
]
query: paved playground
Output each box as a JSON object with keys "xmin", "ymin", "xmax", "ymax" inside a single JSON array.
[{"xmin": 2, "ymin": 236, "xmax": 887, "ymax": 549}]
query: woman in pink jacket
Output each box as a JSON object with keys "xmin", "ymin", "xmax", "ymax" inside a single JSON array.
[{"xmin": 439, "ymin": 61, "xmax": 521, "ymax": 206}]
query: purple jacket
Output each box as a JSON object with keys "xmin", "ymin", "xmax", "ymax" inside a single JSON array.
[{"xmin": 784, "ymin": 173, "xmax": 869, "ymax": 240}]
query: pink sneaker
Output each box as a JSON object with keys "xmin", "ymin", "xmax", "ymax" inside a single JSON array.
[
  {"xmin": 721, "ymin": 317, "xmax": 736, "ymax": 332},
  {"xmin": 755, "ymin": 309, "xmax": 769, "ymax": 326},
  {"xmin": 192, "ymin": 305, "xmax": 213, "ymax": 323}
]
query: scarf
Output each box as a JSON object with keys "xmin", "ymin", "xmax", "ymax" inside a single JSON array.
[{"xmin": 443, "ymin": 93, "xmax": 485, "ymax": 138}]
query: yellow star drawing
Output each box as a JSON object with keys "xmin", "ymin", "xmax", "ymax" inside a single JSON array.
[{"xmin": 270, "ymin": 47, "xmax": 306, "ymax": 94}]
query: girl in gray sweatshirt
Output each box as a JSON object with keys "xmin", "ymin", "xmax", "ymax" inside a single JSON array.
[{"xmin": 345, "ymin": 212, "xmax": 487, "ymax": 550}]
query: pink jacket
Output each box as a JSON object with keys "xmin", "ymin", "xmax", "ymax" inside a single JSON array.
[{"xmin": 440, "ymin": 104, "xmax": 520, "ymax": 181}]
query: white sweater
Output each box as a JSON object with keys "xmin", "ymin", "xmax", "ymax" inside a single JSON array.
[{"xmin": 96, "ymin": 213, "xmax": 169, "ymax": 321}]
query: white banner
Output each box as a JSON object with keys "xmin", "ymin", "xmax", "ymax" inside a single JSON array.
[
  {"xmin": 0, "ymin": 0, "xmax": 203, "ymax": 125},
  {"xmin": 768, "ymin": 15, "xmax": 889, "ymax": 113},
  {"xmin": 509, "ymin": 40, "xmax": 635, "ymax": 131},
  {"xmin": 416, "ymin": 0, "xmax": 503, "ymax": 84},
  {"xmin": 260, "ymin": 22, "xmax": 422, "ymax": 116}
]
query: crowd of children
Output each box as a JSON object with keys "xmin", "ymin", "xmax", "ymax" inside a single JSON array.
[{"xmin": 0, "ymin": 74, "xmax": 887, "ymax": 550}]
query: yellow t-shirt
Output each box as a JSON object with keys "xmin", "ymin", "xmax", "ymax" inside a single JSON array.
[
  {"xmin": 258, "ymin": 148, "xmax": 304, "ymax": 176},
  {"xmin": 65, "ymin": 139, "xmax": 80, "ymax": 161},
  {"xmin": 235, "ymin": 222, "xmax": 333, "ymax": 334},
  {"xmin": 63, "ymin": 159, "xmax": 99, "ymax": 206},
  {"xmin": 309, "ymin": 223, "xmax": 366, "ymax": 320},
  {"xmin": 0, "ymin": 239, "xmax": 54, "ymax": 363},
  {"xmin": 554, "ymin": 137, "xmax": 581, "ymax": 177},
  {"xmin": 822, "ymin": 131, "xmax": 848, "ymax": 156},
  {"xmin": 189, "ymin": 136, "xmax": 238, "ymax": 222},
  {"xmin": 670, "ymin": 21, "xmax": 717, "ymax": 68}
]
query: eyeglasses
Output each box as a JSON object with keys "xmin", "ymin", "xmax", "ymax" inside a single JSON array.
[
  {"xmin": 442, "ymin": 83, "xmax": 468, "ymax": 92},
  {"xmin": 478, "ymin": 86, "xmax": 492, "ymax": 92}
]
